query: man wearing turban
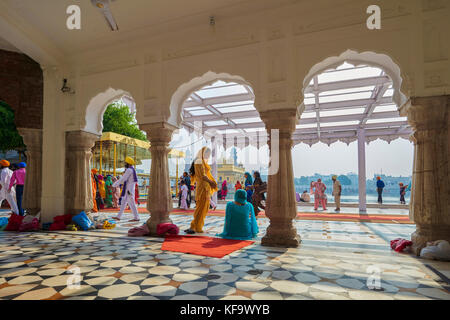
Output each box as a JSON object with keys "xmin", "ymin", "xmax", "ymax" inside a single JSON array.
[
  {"xmin": 112, "ymin": 156, "xmax": 140, "ymax": 222},
  {"xmin": 332, "ymin": 175, "xmax": 342, "ymax": 212},
  {"xmin": 0, "ymin": 160, "xmax": 19, "ymax": 215}
]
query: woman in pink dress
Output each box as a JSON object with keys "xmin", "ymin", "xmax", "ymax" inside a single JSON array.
[{"xmin": 311, "ymin": 178, "xmax": 327, "ymax": 211}]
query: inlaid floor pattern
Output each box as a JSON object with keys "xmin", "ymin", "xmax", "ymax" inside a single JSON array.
[{"xmin": 0, "ymin": 211, "xmax": 449, "ymax": 300}]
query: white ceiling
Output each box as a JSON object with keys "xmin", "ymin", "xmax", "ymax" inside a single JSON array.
[{"xmin": 2, "ymin": 0, "xmax": 294, "ymax": 55}]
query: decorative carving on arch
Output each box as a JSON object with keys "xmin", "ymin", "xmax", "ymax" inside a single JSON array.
[
  {"xmin": 168, "ymin": 71, "xmax": 257, "ymax": 128},
  {"xmin": 82, "ymin": 87, "xmax": 136, "ymax": 136},
  {"xmin": 300, "ymin": 49, "xmax": 410, "ymax": 110}
]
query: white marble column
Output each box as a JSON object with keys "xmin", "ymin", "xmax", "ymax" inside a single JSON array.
[
  {"xmin": 65, "ymin": 131, "xmax": 100, "ymax": 215},
  {"xmin": 357, "ymin": 128, "xmax": 367, "ymax": 212},
  {"xmin": 141, "ymin": 122, "xmax": 177, "ymax": 236},
  {"xmin": 40, "ymin": 67, "xmax": 66, "ymax": 223},
  {"xmin": 211, "ymin": 136, "xmax": 218, "ymax": 204},
  {"xmin": 260, "ymin": 109, "xmax": 301, "ymax": 248},
  {"xmin": 404, "ymin": 95, "xmax": 449, "ymax": 255},
  {"xmin": 17, "ymin": 128, "xmax": 43, "ymax": 216}
]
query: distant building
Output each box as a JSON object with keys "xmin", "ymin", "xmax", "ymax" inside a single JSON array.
[{"xmin": 217, "ymin": 158, "xmax": 246, "ymax": 190}]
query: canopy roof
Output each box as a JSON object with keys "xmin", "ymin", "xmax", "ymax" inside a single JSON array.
[{"xmin": 181, "ymin": 63, "xmax": 412, "ymax": 148}]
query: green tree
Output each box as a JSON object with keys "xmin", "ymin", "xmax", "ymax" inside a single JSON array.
[
  {"xmin": 0, "ymin": 101, "xmax": 25, "ymax": 152},
  {"xmin": 102, "ymin": 101, "xmax": 147, "ymax": 141}
]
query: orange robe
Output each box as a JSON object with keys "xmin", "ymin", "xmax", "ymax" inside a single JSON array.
[{"xmin": 91, "ymin": 172, "xmax": 98, "ymax": 212}]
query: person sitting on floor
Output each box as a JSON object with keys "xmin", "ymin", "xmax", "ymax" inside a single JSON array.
[
  {"xmin": 300, "ymin": 190, "xmax": 311, "ymax": 202},
  {"xmin": 217, "ymin": 189, "xmax": 259, "ymax": 240}
]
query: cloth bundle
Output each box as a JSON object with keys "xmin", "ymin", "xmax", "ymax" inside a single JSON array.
[
  {"xmin": 95, "ymin": 219, "xmax": 116, "ymax": 230},
  {"xmin": 156, "ymin": 223, "xmax": 179, "ymax": 236},
  {"xmin": 5, "ymin": 213, "xmax": 24, "ymax": 231},
  {"xmin": 390, "ymin": 238, "xmax": 413, "ymax": 253},
  {"xmin": 49, "ymin": 214, "xmax": 73, "ymax": 231},
  {"xmin": 18, "ymin": 215, "xmax": 39, "ymax": 232},
  {"xmin": 420, "ymin": 240, "xmax": 450, "ymax": 261},
  {"xmin": 0, "ymin": 217, "xmax": 9, "ymax": 231},
  {"xmin": 128, "ymin": 224, "xmax": 150, "ymax": 237},
  {"xmin": 72, "ymin": 211, "xmax": 94, "ymax": 231}
]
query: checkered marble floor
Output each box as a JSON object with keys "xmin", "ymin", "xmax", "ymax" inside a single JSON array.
[{"xmin": 0, "ymin": 211, "xmax": 449, "ymax": 300}]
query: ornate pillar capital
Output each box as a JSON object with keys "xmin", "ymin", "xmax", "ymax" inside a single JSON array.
[
  {"xmin": 259, "ymin": 109, "xmax": 298, "ymax": 132},
  {"xmin": 406, "ymin": 95, "xmax": 449, "ymax": 131}
]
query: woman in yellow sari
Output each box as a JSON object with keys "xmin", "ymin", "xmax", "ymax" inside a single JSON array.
[{"xmin": 185, "ymin": 147, "xmax": 218, "ymax": 234}]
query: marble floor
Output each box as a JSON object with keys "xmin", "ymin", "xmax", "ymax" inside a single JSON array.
[{"xmin": 0, "ymin": 211, "xmax": 448, "ymax": 300}]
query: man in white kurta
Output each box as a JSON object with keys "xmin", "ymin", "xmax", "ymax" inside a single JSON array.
[
  {"xmin": 0, "ymin": 160, "xmax": 19, "ymax": 215},
  {"xmin": 112, "ymin": 157, "xmax": 139, "ymax": 221}
]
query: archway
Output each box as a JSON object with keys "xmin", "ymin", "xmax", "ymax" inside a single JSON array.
[{"xmin": 298, "ymin": 50, "xmax": 412, "ymax": 211}]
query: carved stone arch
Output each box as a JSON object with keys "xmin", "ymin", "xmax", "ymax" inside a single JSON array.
[
  {"xmin": 83, "ymin": 87, "xmax": 137, "ymax": 136},
  {"xmin": 168, "ymin": 71, "xmax": 257, "ymax": 128},
  {"xmin": 300, "ymin": 49, "xmax": 410, "ymax": 112}
]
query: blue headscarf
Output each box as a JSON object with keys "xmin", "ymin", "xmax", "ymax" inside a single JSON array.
[
  {"xmin": 18, "ymin": 162, "xmax": 26, "ymax": 168},
  {"xmin": 244, "ymin": 172, "xmax": 253, "ymax": 187}
]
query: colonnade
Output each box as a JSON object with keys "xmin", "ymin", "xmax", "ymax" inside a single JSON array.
[{"xmin": 15, "ymin": 95, "xmax": 449, "ymax": 250}]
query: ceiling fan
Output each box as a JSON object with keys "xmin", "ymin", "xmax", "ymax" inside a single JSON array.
[{"xmin": 90, "ymin": 0, "xmax": 119, "ymax": 31}]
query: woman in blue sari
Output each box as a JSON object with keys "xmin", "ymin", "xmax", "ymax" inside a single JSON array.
[
  {"xmin": 217, "ymin": 189, "xmax": 259, "ymax": 240},
  {"xmin": 244, "ymin": 172, "xmax": 253, "ymax": 202}
]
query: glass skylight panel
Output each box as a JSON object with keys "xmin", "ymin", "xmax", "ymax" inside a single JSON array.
[
  {"xmin": 196, "ymin": 85, "xmax": 248, "ymax": 99},
  {"xmin": 296, "ymin": 123, "xmax": 317, "ymax": 129},
  {"xmin": 217, "ymin": 129, "xmax": 240, "ymax": 134},
  {"xmin": 301, "ymin": 112, "xmax": 317, "ymax": 119},
  {"xmin": 320, "ymin": 108, "xmax": 365, "ymax": 117},
  {"xmin": 232, "ymin": 117, "xmax": 262, "ymax": 124},
  {"xmin": 366, "ymin": 117, "xmax": 407, "ymax": 124},
  {"xmin": 245, "ymin": 128, "xmax": 266, "ymax": 133},
  {"xmin": 319, "ymin": 91, "xmax": 373, "ymax": 103},
  {"xmin": 319, "ymin": 86, "xmax": 375, "ymax": 96},
  {"xmin": 304, "ymin": 93, "xmax": 315, "ymax": 98},
  {"xmin": 320, "ymin": 120, "xmax": 359, "ymax": 127},
  {"xmin": 204, "ymin": 120, "xmax": 228, "ymax": 126},
  {"xmin": 189, "ymin": 110, "xmax": 213, "ymax": 116},
  {"xmin": 318, "ymin": 66, "xmax": 382, "ymax": 83},
  {"xmin": 373, "ymin": 104, "xmax": 398, "ymax": 113},
  {"xmin": 383, "ymin": 89, "xmax": 394, "ymax": 97},
  {"xmin": 184, "ymin": 106, "xmax": 205, "ymax": 111},
  {"xmin": 213, "ymin": 100, "xmax": 254, "ymax": 108},
  {"xmin": 304, "ymin": 97, "xmax": 316, "ymax": 105},
  {"xmin": 219, "ymin": 105, "xmax": 256, "ymax": 113}
]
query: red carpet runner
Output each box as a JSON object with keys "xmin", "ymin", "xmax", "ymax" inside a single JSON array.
[
  {"xmin": 161, "ymin": 235, "xmax": 254, "ymax": 258},
  {"xmin": 100, "ymin": 208, "xmax": 413, "ymax": 224}
]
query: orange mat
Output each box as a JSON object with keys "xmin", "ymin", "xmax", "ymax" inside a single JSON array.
[{"xmin": 161, "ymin": 235, "xmax": 254, "ymax": 258}]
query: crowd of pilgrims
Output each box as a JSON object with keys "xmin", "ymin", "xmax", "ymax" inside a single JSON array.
[{"xmin": 176, "ymin": 170, "xmax": 267, "ymax": 217}]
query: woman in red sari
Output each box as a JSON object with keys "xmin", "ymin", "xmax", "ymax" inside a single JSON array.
[{"xmin": 220, "ymin": 180, "xmax": 228, "ymax": 200}]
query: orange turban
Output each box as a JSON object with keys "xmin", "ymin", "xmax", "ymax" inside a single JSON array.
[
  {"xmin": 91, "ymin": 168, "xmax": 98, "ymax": 174},
  {"xmin": 376, "ymin": 176, "xmax": 381, "ymax": 180},
  {"xmin": 0, "ymin": 160, "xmax": 10, "ymax": 167}
]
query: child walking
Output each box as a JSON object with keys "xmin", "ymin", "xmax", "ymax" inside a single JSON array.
[{"xmin": 180, "ymin": 180, "xmax": 189, "ymax": 210}]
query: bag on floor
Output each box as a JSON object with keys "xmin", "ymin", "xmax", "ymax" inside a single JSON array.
[
  {"xmin": 156, "ymin": 223, "xmax": 179, "ymax": 236},
  {"xmin": 420, "ymin": 240, "xmax": 450, "ymax": 261},
  {"xmin": 0, "ymin": 217, "xmax": 8, "ymax": 228},
  {"xmin": 19, "ymin": 216, "xmax": 39, "ymax": 232},
  {"xmin": 390, "ymin": 238, "xmax": 413, "ymax": 253},
  {"xmin": 49, "ymin": 214, "xmax": 70, "ymax": 231},
  {"xmin": 72, "ymin": 211, "xmax": 93, "ymax": 231},
  {"xmin": 5, "ymin": 213, "xmax": 24, "ymax": 231},
  {"xmin": 295, "ymin": 192, "xmax": 301, "ymax": 202}
]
